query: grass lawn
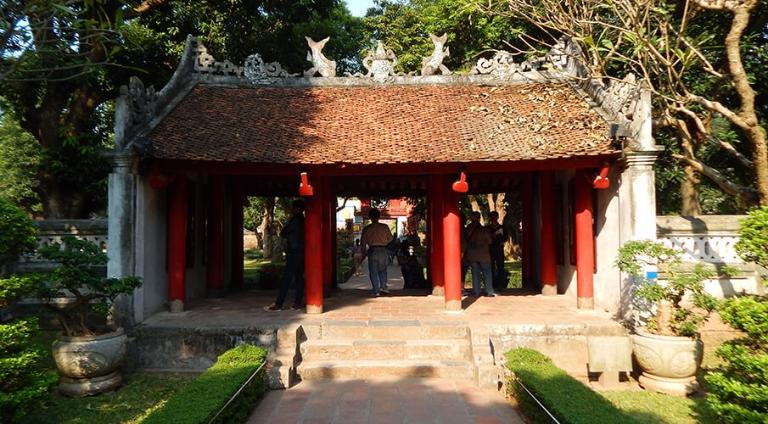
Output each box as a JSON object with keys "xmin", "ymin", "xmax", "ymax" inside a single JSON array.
[
  {"xmin": 243, "ymin": 258, "xmax": 272, "ymax": 282},
  {"xmin": 601, "ymin": 391, "xmax": 717, "ymax": 424},
  {"xmin": 24, "ymin": 373, "xmax": 196, "ymax": 424}
]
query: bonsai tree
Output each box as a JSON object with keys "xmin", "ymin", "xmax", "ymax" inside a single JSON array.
[
  {"xmin": 616, "ymin": 240, "xmax": 717, "ymax": 337},
  {"xmin": 34, "ymin": 235, "xmax": 141, "ymax": 337}
]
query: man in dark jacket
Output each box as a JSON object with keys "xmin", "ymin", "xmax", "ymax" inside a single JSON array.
[{"xmin": 265, "ymin": 200, "xmax": 305, "ymax": 311}]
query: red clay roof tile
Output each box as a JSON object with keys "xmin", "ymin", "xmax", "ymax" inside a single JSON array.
[{"xmin": 147, "ymin": 83, "xmax": 617, "ymax": 164}]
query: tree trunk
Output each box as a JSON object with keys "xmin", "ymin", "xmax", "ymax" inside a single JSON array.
[
  {"xmin": 260, "ymin": 197, "xmax": 276, "ymax": 259},
  {"xmin": 38, "ymin": 176, "xmax": 88, "ymax": 218},
  {"xmin": 750, "ymin": 126, "xmax": 768, "ymax": 206},
  {"xmin": 677, "ymin": 120, "xmax": 703, "ymax": 215},
  {"xmin": 468, "ymin": 195, "xmax": 484, "ymax": 224}
]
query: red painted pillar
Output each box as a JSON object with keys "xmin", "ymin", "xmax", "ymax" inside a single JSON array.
[
  {"xmin": 305, "ymin": 178, "xmax": 324, "ymax": 314},
  {"xmin": 521, "ymin": 173, "xmax": 534, "ymax": 289},
  {"xmin": 442, "ymin": 181, "xmax": 462, "ymax": 311},
  {"xmin": 321, "ymin": 178, "xmax": 332, "ymax": 295},
  {"xmin": 330, "ymin": 188, "xmax": 338, "ymax": 290},
  {"xmin": 231, "ymin": 180, "xmax": 244, "ymax": 290},
  {"xmin": 206, "ymin": 175, "xmax": 225, "ymax": 296},
  {"xmin": 540, "ymin": 172, "xmax": 557, "ymax": 295},
  {"xmin": 574, "ymin": 170, "xmax": 595, "ymax": 309},
  {"xmin": 429, "ymin": 174, "xmax": 445, "ymax": 296},
  {"xmin": 168, "ymin": 177, "xmax": 188, "ymax": 313}
]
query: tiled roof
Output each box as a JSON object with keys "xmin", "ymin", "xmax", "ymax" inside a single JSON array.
[{"xmin": 147, "ymin": 83, "xmax": 618, "ymax": 164}]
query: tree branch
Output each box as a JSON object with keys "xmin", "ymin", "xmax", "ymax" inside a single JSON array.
[{"xmin": 672, "ymin": 153, "xmax": 756, "ymax": 198}]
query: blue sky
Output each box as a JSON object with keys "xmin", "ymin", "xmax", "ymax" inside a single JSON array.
[{"xmin": 345, "ymin": 0, "xmax": 376, "ymax": 17}]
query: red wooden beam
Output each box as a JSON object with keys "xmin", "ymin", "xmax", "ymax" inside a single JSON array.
[
  {"xmin": 206, "ymin": 175, "xmax": 225, "ymax": 295},
  {"xmin": 540, "ymin": 172, "xmax": 557, "ymax": 295},
  {"xmin": 442, "ymin": 181, "xmax": 462, "ymax": 311},
  {"xmin": 304, "ymin": 179, "xmax": 324, "ymax": 314},
  {"xmin": 429, "ymin": 174, "xmax": 445, "ymax": 295},
  {"xmin": 230, "ymin": 179, "xmax": 244, "ymax": 290}
]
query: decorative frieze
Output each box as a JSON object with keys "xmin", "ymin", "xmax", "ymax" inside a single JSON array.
[{"xmin": 243, "ymin": 53, "xmax": 297, "ymax": 84}]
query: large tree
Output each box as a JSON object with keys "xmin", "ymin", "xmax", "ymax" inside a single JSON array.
[
  {"xmin": 0, "ymin": 0, "xmax": 364, "ymax": 218},
  {"xmin": 481, "ymin": 0, "xmax": 768, "ymax": 214}
]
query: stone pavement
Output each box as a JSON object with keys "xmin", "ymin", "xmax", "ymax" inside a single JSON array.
[
  {"xmin": 339, "ymin": 259, "xmax": 405, "ymax": 291},
  {"xmin": 247, "ymin": 378, "xmax": 524, "ymax": 424}
]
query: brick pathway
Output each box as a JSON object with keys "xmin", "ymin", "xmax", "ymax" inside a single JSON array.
[{"xmin": 247, "ymin": 378, "xmax": 525, "ymax": 424}]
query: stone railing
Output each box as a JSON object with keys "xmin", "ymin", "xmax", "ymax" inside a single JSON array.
[
  {"xmin": 656, "ymin": 215, "xmax": 743, "ymax": 264},
  {"xmin": 13, "ymin": 219, "xmax": 108, "ymax": 272},
  {"xmin": 656, "ymin": 215, "xmax": 765, "ymax": 297}
]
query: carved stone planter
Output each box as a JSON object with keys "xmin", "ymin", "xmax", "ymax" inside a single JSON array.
[
  {"xmin": 632, "ymin": 328, "xmax": 703, "ymax": 396},
  {"xmin": 52, "ymin": 328, "xmax": 127, "ymax": 397}
]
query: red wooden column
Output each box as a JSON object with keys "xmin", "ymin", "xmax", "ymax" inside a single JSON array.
[
  {"xmin": 320, "ymin": 178, "xmax": 331, "ymax": 294},
  {"xmin": 442, "ymin": 180, "xmax": 462, "ymax": 311},
  {"xmin": 230, "ymin": 179, "xmax": 244, "ymax": 290},
  {"xmin": 305, "ymin": 177, "xmax": 324, "ymax": 314},
  {"xmin": 329, "ymin": 180, "xmax": 338, "ymax": 290},
  {"xmin": 206, "ymin": 175, "xmax": 225, "ymax": 296},
  {"xmin": 574, "ymin": 170, "xmax": 595, "ymax": 309},
  {"xmin": 521, "ymin": 173, "xmax": 534, "ymax": 289},
  {"xmin": 429, "ymin": 174, "xmax": 445, "ymax": 296},
  {"xmin": 540, "ymin": 172, "xmax": 558, "ymax": 295},
  {"xmin": 168, "ymin": 177, "xmax": 188, "ymax": 313}
]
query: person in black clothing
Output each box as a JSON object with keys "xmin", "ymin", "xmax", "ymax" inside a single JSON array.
[
  {"xmin": 488, "ymin": 211, "xmax": 507, "ymax": 291},
  {"xmin": 264, "ymin": 200, "xmax": 305, "ymax": 311}
]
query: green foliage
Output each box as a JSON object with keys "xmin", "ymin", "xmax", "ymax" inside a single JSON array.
[
  {"xmin": 363, "ymin": 0, "xmax": 531, "ymax": 73},
  {"xmin": 33, "ymin": 236, "xmax": 141, "ymax": 336},
  {"xmin": 144, "ymin": 344, "xmax": 268, "ymax": 424},
  {"xmin": 705, "ymin": 296, "xmax": 768, "ymax": 423},
  {"xmin": 504, "ymin": 348, "xmax": 640, "ymax": 424},
  {"xmin": 616, "ymin": 240, "xmax": 716, "ymax": 337},
  {"xmin": 0, "ymin": 197, "xmax": 37, "ymax": 267},
  {"xmin": 735, "ymin": 206, "xmax": 768, "ymax": 270},
  {"xmin": 0, "ymin": 317, "xmax": 57, "ymax": 423},
  {"xmin": 0, "ymin": 115, "xmax": 41, "ymax": 215}
]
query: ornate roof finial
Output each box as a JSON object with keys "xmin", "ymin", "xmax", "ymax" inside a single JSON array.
[
  {"xmin": 421, "ymin": 33, "xmax": 451, "ymax": 76},
  {"xmin": 304, "ymin": 37, "xmax": 336, "ymax": 77},
  {"xmin": 363, "ymin": 41, "xmax": 397, "ymax": 82},
  {"xmin": 243, "ymin": 53, "xmax": 297, "ymax": 84}
]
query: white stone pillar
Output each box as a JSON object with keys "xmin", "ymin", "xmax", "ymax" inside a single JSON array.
[
  {"xmin": 107, "ymin": 154, "xmax": 138, "ymax": 328},
  {"xmin": 625, "ymin": 151, "xmax": 661, "ymax": 241}
]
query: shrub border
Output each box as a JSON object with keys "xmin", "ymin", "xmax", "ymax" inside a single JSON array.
[
  {"xmin": 144, "ymin": 344, "xmax": 268, "ymax": 424},
  {"xmin": 504, "ymin": 348, "xmax": 640, "ymax": 424}
]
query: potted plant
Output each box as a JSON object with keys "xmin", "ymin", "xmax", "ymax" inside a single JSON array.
[
  {"xmin": 33, "ymin": 235, "xmax": 141, "ymax": 397},
  {"xmin": 616, "ymin": 240, "xmax": 717, "ymax": 396}
]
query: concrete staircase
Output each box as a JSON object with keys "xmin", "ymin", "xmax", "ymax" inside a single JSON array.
[{"xmin": 296, "ymin": 320, "xmax": 475, "ymax": 381}]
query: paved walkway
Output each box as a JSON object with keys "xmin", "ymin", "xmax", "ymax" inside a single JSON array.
[
  {"xmin": 339, "ymin": 259, "xmax": 404, "ymax": 291},
  {"xmin": 247, "ymin": 378, "xmax": 524, "ymax": 424}
]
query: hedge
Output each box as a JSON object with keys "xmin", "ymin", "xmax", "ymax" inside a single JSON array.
[
  {"xmin": 144, "ymin": 344, "xmax": 268, "ymax": 424},
  {"xmin": 505, "ymin": 348, "xmax": 639, "ymax": 424}
]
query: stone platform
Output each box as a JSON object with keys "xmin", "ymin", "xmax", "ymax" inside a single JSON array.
[{"xmin": 130, "ymin": 281, "xmax": 626, "ymax": 391}]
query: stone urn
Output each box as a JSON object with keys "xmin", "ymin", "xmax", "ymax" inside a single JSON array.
[
  {"xmin": 52, "ymin": 328, "xmax": 127, "ymax": 397},
  {"xmin": 632, "ymin": 328, "xmax": 703, "ymax": 396}
]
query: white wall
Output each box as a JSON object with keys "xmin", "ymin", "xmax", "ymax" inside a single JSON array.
[{"xmin": 134, "ymin": 177, "xmax": 168, "ymax": 322}]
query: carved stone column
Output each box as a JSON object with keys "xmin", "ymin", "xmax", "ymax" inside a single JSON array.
[
  {"xmin": 107, "ymin": 153, "xmax": 137, "ymax": 328},
  {"xmin": 625, "ymin": 150, "xmax": 662, "ymax": 241}
]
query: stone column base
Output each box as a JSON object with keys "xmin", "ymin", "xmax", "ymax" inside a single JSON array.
[
  {"xmin": 577, "ymin": 297, "xmax": 594, "ymax": 309},
  {"xmin": 169, "ymin": 299, "xmax": 184, "ymax": 313},
  {"xmin": 541, "ymin": 284, "xmax": 557, "ymax": 296},
  {"xmin": 306, "ymin": 304, "xmax": 323, "ymax": 314},
  {"xmin": 431, "ymin": 286, "xmax": 445, "ymax": 296},
  {"xmin": 444, "ymin": 299, "xmax": 462, "ymax": 312}
]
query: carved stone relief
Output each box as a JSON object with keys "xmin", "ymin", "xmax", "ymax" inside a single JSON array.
[
  {"xmin": 421, "ymin": 33, "xmax": 451, "ymax": 76},
  {"xmin": 304, "ymin": 37, "xmax": 336, "ymax": 77},
  {"xmin": 243, "ymin": 53, "xmax": 297, "ymax": 84},
  {"xmin": 362, "ymin": 41, "xmax": 398, "ymax": 82},
  {"xmin": 122, "ymin": 76, "xmax": 157, "ymax": 131}
]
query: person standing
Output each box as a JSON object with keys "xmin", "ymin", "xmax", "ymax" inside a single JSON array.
[
  {"xmin": 465, "ymin": 211, "xmax": 497, "ymax": 297},
  {"xmin": 264, "ymin": 200, "xmax": 305, "ymax": 311},
  {"xmin": 487, "ymin": 211, "xmax": 507, "ymax": 291},
  {"xmin": 352, "ymin": 239, "xmax": 364, "ymax": 276},
  {"xmin": 360, "ymin": 208, "xmax": 393, "ymax": 296}
]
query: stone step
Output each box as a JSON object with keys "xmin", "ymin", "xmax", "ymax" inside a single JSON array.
[
  {"xmin": 320, "ymin": 320, "xmax": 469, "ymax": 340},
  {"xmin": 297, "ymin": 359, "xmax": 474, "ymax": 380},
  {"xmin": 300, "ymin": 339, "xmax": 472, "ymax": 361}
]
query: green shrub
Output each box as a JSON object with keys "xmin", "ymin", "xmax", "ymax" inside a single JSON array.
[
  {"xmin": 505, "ymin": 348, "xmax": 640, "ymax": 424},
  {"xmin": 244, "ymin": 249, "xmax": 263, "ymax": 260},
  {"xmin": 0, "ymin": 199, "xmax": 56, "ymax": 423},
  {"xmin": 0, "ymin": 197, "xmax": 37, "ymax": 268},
  {"xmin": 144, "ymin": 344, "xmax": 269, "ymax": 424},
  {"xmin": 735, "ymin": 206, "xmax": 768, "ymax": 270},
  {"xmin": 705, "ymin": 296, "xmax": 768, "ymax": 423}
]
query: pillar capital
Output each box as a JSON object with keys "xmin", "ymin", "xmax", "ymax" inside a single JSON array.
[
  {"xmin": 625, "ymin": 148, "xmax": 663, "ymax": 167},
  {"xmin": 107, "ymin": 151, "xmax": 135, "ymax": 173}
]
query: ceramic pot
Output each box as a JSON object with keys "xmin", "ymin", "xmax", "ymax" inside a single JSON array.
[
  {"xmin": 52, "ymin": 328, "xmax": 126, "ymax": 397},
  {"xmin": 632, "ymin": 328, "xmax": 703, "ymax": 396}
]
